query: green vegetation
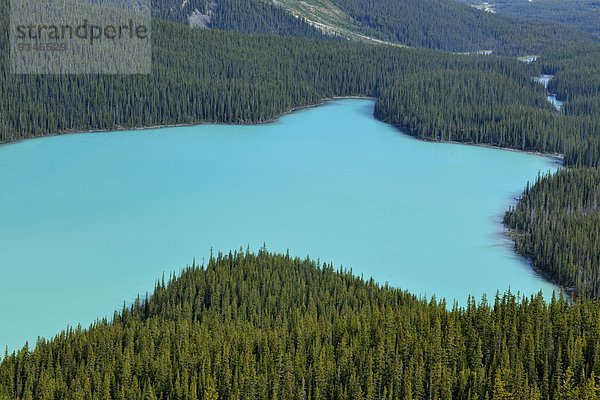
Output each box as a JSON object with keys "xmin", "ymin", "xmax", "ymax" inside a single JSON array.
[
  {"xmin": 328, "ymin": 0, "xmax": 595, "ymax": 54},
  {"xmin": 152, "ymin": 0, "xmax": 212, "ymax": 25},
  {"xmin": 153, "ymin": 0, "xmax": 597, "ymax": 54},
  {"xmin": 505, "ymin": 168, "xmax": 600, "ymax": 298},
  {"xmin": 543, "ymin": 47, "xmax": 600, "ymax": 111},
  {"xmin": 2, "ymin": 1, "xmax": 598, "ymax": 158},
  {"xmin": 373, "ymin": 67, "xmax": 600, "ymax": 168},
  {"xmin": 153, "ymin": 0, "xmax": 326, "ymax": 38},
  {"xmin": 495, "ymin": 47, "xmax": 600, "ymax": 298},
  {"xmin": 459, "ymin": 0, "xmax": 600, "ymax": 38},
  {"xmin": 209, "ymin": 0, "xmax": 326, "ymax": 38},
  {"xmin": 1, "ymin": 5, "xmax": 600, "ymax": 391},
  {"xmin": 7, "ymin": 5, "xmax": 598, "ymax": 166},
  {"xmin": 370, "ymin": 37, "xmax": 600, "ymax": 168},
  {"xmin": 261, "ymin": 0, "xmax": 380, "ymax": 44},
  {"xmin": 1, "ymin": 250, "xmax": 599, "ymax": 399},
  {"xmin": 1, "ymin": 2, "xmax": 554, "ymax": 145}
]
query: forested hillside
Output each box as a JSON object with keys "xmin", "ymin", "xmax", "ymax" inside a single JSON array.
[
  {"xmin": 505, "ymin": 168, "xmax": 600, "ymax": 298},
  {"xmin": 459, "ymin": 0, "xmax": 600, "ymax": 38},
  {"xmin": 373, "ymin": 68, "xmax": 600, "ymax": 167},
  {"xmin": 1, "ymin": 250, "xmax": 599, "ymax": 399},
  {"xmin": 153, "ymin": 0, "xmax": 326, "ymax": 38},
  {"xmin": 152, "ymin": 0, "xmax": 212, "ymax": 25},
  {"xmin": 328, "ymin": 0, "xmax": 594, "ymax": 53},
  {"xmin": 209, "ymin": 0, "xmax": 325, "ymax": 38},
  {"xmin": 150, "ymin": 0, "xmax": 595, "ymax": 54},
  {"xmin": 2, "ymin": 0, "xmax": 599, "ymax": 166},
  {"xmin": 542, "ymin": 47, "xmax": 600, "ymax": 113},
  {"xmin": 1, "ymin": 4, "xmax": 553, "ymax": 146}
]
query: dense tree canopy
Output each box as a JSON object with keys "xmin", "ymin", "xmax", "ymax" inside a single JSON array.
[
  {"xmin": 2, "ymin": 1, "xmax": 599, "ymax": 168},
  {"xmin": 329, "ymin": 0, "xmax": 595, "ymax": 54},
  {"xmin": 153, "ymin": 0, "xmax": 326, "ymax": 39},
  {"xmin": 373, "ymin": 68, "xmax": 600, "ymax": 168},
  {"xmin": 0, "ymin": 4, "xmax": 552, "ymax": 146},
  {"xmin": 1, "ymin": 250, "xmax": 599, "ymax": 399},
  {"xmin": 458, "ymin": 0, "xmax": 600, "ymax": 39},
  {"xmin": 152, "ymin": 0, "xmax": 597, "ymax": 54},
  {"xmin": 505, "ymin": 168, "xmax": 600, "ymax": 298},
  {"xmin": 2, "ymin": 6, "xmax": 600, "ymax": 396}
]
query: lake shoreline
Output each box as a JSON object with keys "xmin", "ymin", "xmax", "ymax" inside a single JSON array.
[
  {"xmin": 0, "ymin": 96, "xmax": 565, "ymax": 164},
  {"xmin": 415, "ymin": 137, "xmax": 565, "ymax": 163},
  {"xmin": 0, "ymin": 97, "xmax": 564, "ymax": 297},
  {"xmin": 0, "ymin": 98, "xmax": 562, "ymax": 352},
  {"xmin": 504, "ymin": 228, "xmax": 575, "ymax": 298},
  {"xmin": 0, "ymin": 96, "xmax": 375, "ymax": 148},
  {"xmin": 0, "ymin": 98, "xmax": 564, "ymax": 292}
]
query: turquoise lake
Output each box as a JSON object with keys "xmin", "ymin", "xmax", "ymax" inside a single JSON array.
[{"xmin": 0, "ymin": 99, "xmax": 560, "ymax": 352}]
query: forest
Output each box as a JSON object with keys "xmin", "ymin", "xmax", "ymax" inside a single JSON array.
[
  {"xmin": 2, "ymin": 0, "xmax": 599, "ymax": 165},
  {"xmin": 458, "ymin": 0, "xmax": 600, "ymax": 39},
  {"xmin": 373, "ymin": 67, "xmax": 600, "ymax": 168},
  {"xmin": 1, "ymin": 250, "xmax": 599, "ymax": 400},
  {"xmin": 1, "ymin": 8, "xmax": 553, "ymax": 145},
  {"xmin": 153, "ymin": 0, "xmax": 326, "ymax": 39},
  {"xmin": 151, "ymin": 0, "xmax": 595, "ymax": 54},
  {"xmin": 326, "ymin": 0, "xmax": 593, "ymax": 54},
  {"xmin": 505, "ymin": 168, "xmax": 600, "ymax": 298},
  {"xmin": 2, "ymin": 1, "xmax": 599, "ymax": 167}
]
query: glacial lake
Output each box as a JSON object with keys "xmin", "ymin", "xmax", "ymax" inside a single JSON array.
[{"xmin": 0, "ymin": 99, "xmax": 560, "ymax": 352}]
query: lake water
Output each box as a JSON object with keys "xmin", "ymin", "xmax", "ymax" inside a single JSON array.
[{"xmin": 0, "ymin": 99, "xmax": 560, "ymax": 352}]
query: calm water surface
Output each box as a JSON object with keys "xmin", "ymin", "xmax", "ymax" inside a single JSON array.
[{"xmin": 0, "ymin": 99, "xmax": 560, "ymax": 351}]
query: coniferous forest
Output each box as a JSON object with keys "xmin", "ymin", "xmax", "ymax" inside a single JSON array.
[
  {"xmin": 2, "ymin": 16, "xmax": 599, "ymax": 171},
  {"xmin": 152, "ymin": 0, "xmax": 326, "ymax": 39},
  {"xmin": 326, "ymin": 0, "xmax": 592, "ymax": 54},
  {"xmin": 458, "ymin": 0, "xmax": 600, "ymax": 39},
  {"xmin": 1, "ymin": 250, "xmax": 600, "ymax": 400},
  {"xmin": 505, "ymin": 168, "xmax": 600, "ymax": 298},
  {"xmin": 152, "ymin": 0, "xmax": 595, "ymax": 54}
]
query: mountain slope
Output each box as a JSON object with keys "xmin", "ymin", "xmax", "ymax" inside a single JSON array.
[
  {"xmin": 459, "ymin": 0, "xmax": 600, "ymax": 38},
  {"xmin": 153, "ymin": 0, "xmax": 327, "ymax": 38},
  {"xmin": 153, "ymin": 0, "xmax": 596, "ymax": 54},
  {"xmin": 326, "ymin": 0, "xmax": 595, "ymax": 54}
]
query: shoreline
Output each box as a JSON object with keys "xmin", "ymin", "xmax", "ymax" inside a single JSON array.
[
  {"xmin": 503, "ymin": 229, "xmax": 575, "ymax": 298},
  {"xmin": 0, "ymin": 95, "xmax": 565, "ymax": 164},
  {"xmin": 0, "ymin": 96, "xmax": 566, "ymax": 295},
  {"xmin": 417, "ymin": 137, "xmax": 565, "ymax": 163},
  {"xmin": 0, "ymin": 98, "xmax": 576, "ymax": 353},
  {"xmin": 0, "ymin": 96, "xmax": 375, "ymax": 148}
]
